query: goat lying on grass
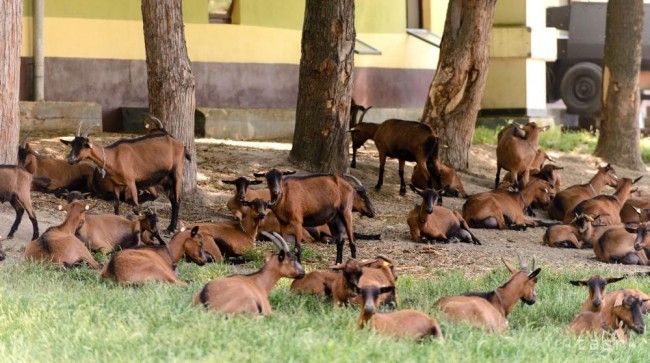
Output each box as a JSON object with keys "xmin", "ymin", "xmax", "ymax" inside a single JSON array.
[
  {"xmin": 435, "ymin": 254, "xmax": 541, "ymax": 333},
  {"xmin": 408, "ymin": 184, "xmax": 480, "ymax": 244},
  {"xmin": 24, "ymin": 201, "xmax": 100, "ymax": 269},
  {"xmin": 194, "ymin": 232, "xmax": 304, "ymax": 315},
  {"xmin": 570, "ymin": 294, "xmax": 648, "ymax": 340},
  {"xmin": 101, "ymin": 226, "xmax": 208, "ymax": 284}
]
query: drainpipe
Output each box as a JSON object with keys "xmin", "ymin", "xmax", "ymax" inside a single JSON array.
[{"xmin": 33, "ymin": 0, "xmax": 44, "ymax": 101}]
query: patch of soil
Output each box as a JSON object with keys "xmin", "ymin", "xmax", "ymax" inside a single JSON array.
[{"xmin": 2, "ymin": 132, "xmax": 649, "ymax": 278}]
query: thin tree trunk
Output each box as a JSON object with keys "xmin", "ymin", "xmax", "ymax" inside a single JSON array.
[
  {"xmin": 289, "ymin": 0, "xmax": 355, "ymax": 174},
  {"xmin": 420, "ymin": 0, "xmax": 497, "ymax": 170},
  {"xmin": 141, "ymin": 0, "xmax": 197, "ymax": 194},
  {"xmin": 594, "ymin": 0, "xmax": 644, "ymax": 170},
  {"xmin": 0, "ymin": 0, "xmax": 22, "ymax": 164}
]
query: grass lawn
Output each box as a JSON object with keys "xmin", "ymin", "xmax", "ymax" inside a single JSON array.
[
  {"xmin": 473, "ymin": 126, "xmax": 650, "ymax": 164},
  {"xmin": 0, "ymin": 253, "xmax": 648, "ymax": 363}
]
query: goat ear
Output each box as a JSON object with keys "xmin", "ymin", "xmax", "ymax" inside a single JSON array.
[
  {"xmin": 250, "ymin": 179, "xmax": 264, "ymax": 185},
  {"xmin": 253, "ymin": 171, "xmax": 266, "ymax": 178},
  {"xmin": 631, "ymin": 187, "xmax": 639, "ymax": 194},
  {"xmin": 569, "ymin": 280, "xmax": 587, "ymax": 286},
  {"xmin": 190, "ymin": 226, "xmax": 199, "ymax": 237},
  {"xmin": 222, "ymin": 179, "xmax": 236, "ymax": 185},
  {"xmin": 408, "ymin": 183, "xmax": 421, "ymax": 195},
  {"xmin": 283, "ymin": 170, "xmax": 296, "ymax": 175},
  {"xmin": 606, "ymin": 276, "xmax": 626, "ymax": 284},
  {"xmin": 379, "ymin": 286, "xmax": 395, "ymax": 294},
  {"xmin": 501, "ymin": 257, "xmax": 517, "ymax": 274},
  {"xmin": 60, "ymin": 139, "xmax": 72, "ymax": 146},
  {"xmin": 633, "ymin": 176, "xmax": 644, "ymax": 184},
  {"xmin": 625, "ymin": 226, "xmax": 639, "ymax": 234},
  {"xmin": 528, "ymin": 268, "xmax": 542, "ymax": 279},
  {"xmin": 614, "ymin": 294, "xmax": 625, "ymax": 307}
]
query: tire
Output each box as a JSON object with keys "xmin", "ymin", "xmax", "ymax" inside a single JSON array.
[{"xmin": 560, "ymin": 62, "xmax": 602, "ymax": 116}]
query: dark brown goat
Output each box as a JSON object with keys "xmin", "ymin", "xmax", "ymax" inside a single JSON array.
[
  {"xmin": 348, "ymin": 102, "xmax": 374, "ymax": 169},
  {"xmin": 407, "ymin": 185, "xmax": 480, "ymax": 244},
  {"xmin": 357, "ymin": 286, "xmax": 443, "ymax": 340},
  {"xmin": 463, "ymin": 178, "xmax": 555, "ymax": 230},
  {"xmin": 61, "ymin": 127, "xmax": 189, "ymax": 232},
  {"xmin": 548, "ymin": 164, "xmax": 618, "ymax": 221},
  {"xmin": 0, "ymin": 165, "xmax": 49, "ymax": 240},
  {"xmin": 436, "ymin": 254, "xmax": 541, "ymax": 333},
  {"xmin": 76, "ymin": 210, "xmax": 163, "ymax": 253},
  {"xmin": 592, "ymin": 223, "xmax": 650, "ymax": 265},
  {"xmin": 495, "ymin": 122, "xmax": 549, "ymax": 189},
  {"xmin": 24, "ymin": 201, "xmax": 100, "ymax": 268},
  {"xmin": 254, "ymin": 169, "xmax": 359, "ymax": 264},
  {"xmin": 194, "ymin": 232, "xmax": 304, "ymax": 315},
  {"xmin": 18, "ymin": 142, "xmax": 93, "ymax": 193},
  {"xmin": 411, "ymin": 158, "xmax": 467, "ymax": 198},
  {"xmin": 370, "ymin": 119, "xmax": 440, "ymax": 195},
  {"xmin": 567, "ymin": 176, "xmax": 642, "ymax": 225},
  {"xmin": 101, "ymin": 226, "xmax": 208, "ymax": 284}
]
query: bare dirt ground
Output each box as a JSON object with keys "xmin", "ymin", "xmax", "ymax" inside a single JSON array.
[{"xmin": 2, "ymin": 132, "xmax": 650, "ymax": 277}]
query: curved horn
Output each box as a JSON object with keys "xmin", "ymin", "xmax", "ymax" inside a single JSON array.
[
  {"xmin": 260, "ymin": 231, "xmax": 285, "ymax": 252},
  {"xmin": 358, "ymin": 106, "xmax": 372, "ymax": 124},
  {"xmin": 343, "ymin": 174, "xmax": 363, "ymax": 187},
  {"xmin": 530, "ymin": 256, "xmax": 536, "ymax": 271},
  {"xmin": 77, "ymin": 121, "xmax": 84, "ymax": 137},
  {"xmin": 516, "ymin": 252, "xmax": 527, "ymax": 270},
  {"xmin": 147, "ymin": 114, "xmax": 164, "ymax": 129},
  {"xmin": 271, "ymin": 232, "xmax": 290, "ymax": 252}
]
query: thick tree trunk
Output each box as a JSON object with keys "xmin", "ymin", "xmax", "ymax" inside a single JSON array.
[
  {"xmin": 420, "ymin": 0, "xmax": 497, "ymax": 170},
  {"xmin": 141, "ymin": 0, "xmax": 197, "ymax": 194},
  {"xmin": 0, "ymin": 1, "xmax": 22, "ymax": 164},
  {"xmin": 594, "ymin": 0, "xmax": 644, "ymax": 170},
  {"xmin": 289, "ymin": 0, "xmax": 355, "ymax": 174}
]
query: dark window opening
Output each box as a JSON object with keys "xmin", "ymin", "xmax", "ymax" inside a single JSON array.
[{"xmin": 406, "ymin": 0, "xmax": 423, "ymax": 29}]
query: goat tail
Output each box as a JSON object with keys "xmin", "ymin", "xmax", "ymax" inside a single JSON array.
[
  {"xmin": 31, "ymin": 176, "xmax": 52, "ymax": 191},
  {"xmin": 184, "ymin": 146, "xmax": 192, "ymax": 161}
]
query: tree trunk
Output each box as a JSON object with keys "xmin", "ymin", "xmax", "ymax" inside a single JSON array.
[
  {"xmin": 420, "ymin": 0, "xmax": 497, "ymax": 170},
  {"xmin": 0, "ymin": 1, "xmax": 22, "ymax": 164},
  {"xmin": 289, "ymin": 0, "xmax": 355, "ymax": 174},
  {"xmin": 141, "ymin": 0, "xmax": 197, "ymax": 194},
  {"xmin": 594, "ymin": 0, "xmax": 644, "ymax": 170}
]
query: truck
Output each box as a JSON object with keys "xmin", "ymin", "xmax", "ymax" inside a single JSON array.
[{"xmin": 546, "ymin": 2, "xmax": 650, "ymax": 117}]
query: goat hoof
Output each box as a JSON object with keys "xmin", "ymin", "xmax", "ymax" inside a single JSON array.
[{"xmin": 374, "ymin": 184, "xmax": 382, "ymax": 191}]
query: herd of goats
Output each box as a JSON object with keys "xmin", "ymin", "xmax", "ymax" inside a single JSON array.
[{"xmin": 0, "ymin": 105, "xmax": 649, "ymax": 341}]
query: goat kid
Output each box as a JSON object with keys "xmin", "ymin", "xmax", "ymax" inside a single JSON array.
[
  {"xmin": 408, "ymin": 185, "xmax": 480, "ymax": 244},
  {"xmin": 24, "ymin": 201, "xmax": 100, "ymax": 269},
  {"xmin": 0, "ymin": 165, "xmax": 49, "ymax": 240},
  {"xmin": 101, "ymin": 226, "xmax": 208, "ymax": 284},
  {"xmin": 435, "ymin": 254, "xmax": 541, "ymax": 333},
  {"xmin": 194, "ymin": 232, "xmax": 304, "ymax": 315}
]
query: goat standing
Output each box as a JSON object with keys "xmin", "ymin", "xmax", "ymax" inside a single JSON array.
[
  {"xmin": 495, "ymin": 122, "xmax": 549, "ymax": 189},
  {"xmin": 0, "ymin": 165, "xmax": 49, "ymax": 240}
]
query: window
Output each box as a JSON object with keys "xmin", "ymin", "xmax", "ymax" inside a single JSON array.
[
  {"xmin": 208, "ymin": 0, "xmax": 233, "ymax": 24},
  {"xmin": 354, "ymin": 39, "xmax": 382, "ymax": 55},
  {"xmin": 406, "ymin": 28, "xmax": 441, "ymax": 48}
]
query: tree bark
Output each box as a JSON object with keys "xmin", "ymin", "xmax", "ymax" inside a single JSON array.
[
  {"xmin": 594, "ymin": 0, "xmax": 644, "ymax": 170},
  {"xmin": 141, "ymin": 0, "xmax": 197, "ymax": 194},
  {"xmin": 0, "ymin": 0, "xmax": 22, "ymax": 164},
  {"xmin": 420, "ymin": 0, "xmax": 497, "ymax": 170},
  {"xmin": 289, "ymin": 0, "xmax": 355, "ymax": 174}
]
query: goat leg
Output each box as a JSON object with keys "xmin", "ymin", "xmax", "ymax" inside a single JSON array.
[
  {"xmin": 398, "ymin": 159, "xmax": 407, "ymax": 195},
  {"xmin": 8, "ymin": 198, "xmax": 25, "ymax": 239},
  {"xmin": 375, "ymin": 152, "xmax": 386, "ymax": 191},
  {"xmin": 494, "ymin": 165, "xmax": 502, "ymax": 189}
]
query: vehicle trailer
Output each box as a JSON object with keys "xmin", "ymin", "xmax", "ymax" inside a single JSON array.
[{"xmin": 546, "ymin": 2, "xmax": 650, "ymax": 117}]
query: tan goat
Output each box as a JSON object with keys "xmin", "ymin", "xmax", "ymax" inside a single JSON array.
[
  {"xmin": 566, "ymin": 176, "xmax": 642, "ymax": 225},
  {"xmin": 18, "ymin": 142, "xmax": 94, "ymax": 192},
  {"xmin": 569, "ymin": 294, "xmax": 648, "ymax": 340}
]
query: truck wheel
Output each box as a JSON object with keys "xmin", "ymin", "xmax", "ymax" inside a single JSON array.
[{"xmin": 560, "ymin": 62, "xmax": 602, "ymax": 116}]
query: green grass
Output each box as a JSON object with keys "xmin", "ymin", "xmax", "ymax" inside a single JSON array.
[
  {"xmin": 473, "ymin": 126, "xmax": 650, "ymax": 165},
  {"xmin": 0, "ymin": 261, "xmax": 649, "ymax": 363}
]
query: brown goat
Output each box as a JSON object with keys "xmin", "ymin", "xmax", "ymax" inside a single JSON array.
[
  {"xmin": 87, "ymin": 166, "xmax": 159, "ymax": 214},
  {"xmin": 172, "ymin": 198, "xmax": 268, "ymax": 260},
  {"xmin": 567, "ymin": 176, "xmax": 642, "ymax": 225},
  {"xmin": 18, "ymin": 142, "xmax": 94, "ymax": 193},
  {"xmin": 76, "ymin": 210, "xmax": 163, "ymax": 253},
  {"xmin": 61, "ymin": 126, "xmax": 189, "ymax": 232},
  {"xmin": 411, "ymin": 159, "xmax": 467, "ymax": 198},
  {"xmin": 621, "ymin": 197, "xmax": 650, "ymax": 224},
  {"xmin": 570, "ymin": 275, "xmax": 626, "ymax": 313},
  {"xmin": 569, "ymin": 294, "xmax": 648, "ymax": 339},
  {"xmin": 495, "ymin": 122, "xmax": 549, "ymax": 189},
  {"xmin": 370, "ymin": 119, "xmax": 440, "ymax": 195},
  {"xmin": 408, "ymin": 185, "xmax": 480, "ymax": 244},
  {"xmin": 592, "ymin": 223, "xmax": 650, "ymax": 265},
  {"xmin": 0, "ymin": 165, "xmax": 49, "ymax": 240},
  {"xmin": 463, "ymin": 178, "xmax": 555, "ymax": 230},
  {"xmin": 194, "ymin": 232, "xmax": 305, "ymax": 315},
  {"xmin": 357, "ymin": 286, "xmax": 443, "ymax": 340},
  {"xmin": 435, "ymin": 254, "xmax": 541, "ymax": 333},
  {"xmin": 254, "ymin": 169, "xmax": 359, "ymax": 264},
  {"xmin": 502, "ymin": 149, "xmax": 557, "ymax": 190},
  {"xmin": 348, "ymin": 102, "xmax": 374, "ymax": 169},
  {"xmin": 548, "ymin": 164, "xmax": 618, "ymax": 221},
  {"xmin": 101, "ymin": 226, "xmax": 208, "ymax": 284},
  {"xmin": 24, "ymin": 201, "xmax": 100, "ymax": 269},
  {"xmin": 543, "ymin": 223, "xmax": 583, "ymax": 249}
]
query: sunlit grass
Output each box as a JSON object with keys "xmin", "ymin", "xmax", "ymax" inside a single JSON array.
[{"xmin": 0, "ymin": 261, "xmax": 648, "ymax": 362}]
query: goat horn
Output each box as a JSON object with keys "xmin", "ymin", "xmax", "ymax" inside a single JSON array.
[
  {"xmin": 147, "ymin": 114, "xmax": 164, "ymax": 129},
  {"xmin": 77, "ymin": 121, "xmax": 84, "ymax": 137},
  {"xmin": 260, "ymin": 231, "xmax": 284, "ymax": 252},
  {"xmin": 272, "ymin": 232, "xmax": 290, "ymax": 252},
  {"xmin": 343, "ymin": 174, "xmax": 363, "ymax": 187},
  {"xmin": 516, "ymin": 252, "xmax": 527, "ymax": 270},
  {"xmin": 531, "ymin": 256, "xmax": 536, "ymax": 271}
]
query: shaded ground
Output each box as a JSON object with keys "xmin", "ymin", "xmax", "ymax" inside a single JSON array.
[{"xmin": 2, "ymin": 132, "xmax": 650, "ymax": 277}]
